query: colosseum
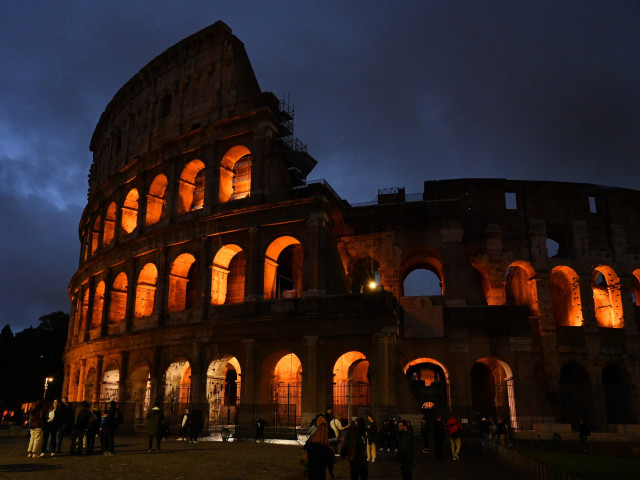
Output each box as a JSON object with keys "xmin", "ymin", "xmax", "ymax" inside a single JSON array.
[{"xmin": 63, "ymin": 21, "xmax": 640, "ymax": 437}]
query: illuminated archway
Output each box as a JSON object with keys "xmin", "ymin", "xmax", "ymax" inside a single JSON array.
[
  {"xmin": 121, "ymin": 188, "xmax": 139, "ymax": 234},
  {"xmin": 101, "ymin": 367, "xmax": 120, "ymax": 405},
  {"xmin": 168, "ymin": 253, "xmax": 197, "ymax": 311},
  {"xmin": 80, "ymin": 288, "xmax": 90, "ymax": 335},
  {"xmin": 211, "ymin": 245, "xmax": 246, "ymax": 305},
  {"xmin": 91, "ymin": 216, "xmax": 101, "ymax": 255},
  {"xmin": 164, "ymin": 360, "xmax": 192, "ymax": 414},
  {"xmin": 632, "ymin": 269, "xmax": 640, "ymax": 306},
  {"xmin": 219, "ymin": 145, "xmax": 252, "ymax": 203},
  {"xmin": 333, "ymin": 351, "xmax": 370, "ymax": 420},
  {"xmin": 505, "ymin": 261, "xmax": 539, "ymax": 316},
  {"xmin": 128, "ymin": 364, "xmax": 151, "ymax": 424},
  {"xmin": 145, "ymin": 174, "xmax": 168, "ymax": 225},
  {"xmin": 135, "ymin": 263, "xmax": 158, "ymax": 317},
  {"xmin": 91, "ymin": 281, "xmax": 105, "ymax": 329},
  {"xmin": 103, "ymin": 202, "xmax": 116, "ymax": 247},
  {"xmin": 84, "ymin": 367, "xmax": 97, "ymax": 404},
  {"xmin": 272, "ymin": 353, "xmax": 302, "ymax": 427},
  {"xmin": 403, "ymin": 358, "xmax": 449, "ymax": 419},
  {"xmin": 471, "ymin": 357, "xmax": 517, "ymax": 429},
  {"xmin": 108, "ymin": 272, "xmax": 128, "ymax": 324},
  {"xmin": 264, "ymin": 236, "xmax": 303, "ymax": 299},
  {"xmin": 551, "ymin": 266, "xmax": 584, "ymax": 326},
  {"xmin": 177, "ymin": 160, "xmax": 205, "ymax": 214},
  {"xmin": 207, "ymin": 356, "xmax": 242, "ymax": 425},
  {"xmin": 592, "ymin": 266, "xmax": 624, "ymax": 328}
]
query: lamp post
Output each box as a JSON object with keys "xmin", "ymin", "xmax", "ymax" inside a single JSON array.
[{"xmin": 43, "ymin": 377, "xmax": 54, "ymax": 399}]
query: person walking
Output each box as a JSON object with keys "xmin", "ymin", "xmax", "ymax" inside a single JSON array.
[
  {"xmin": 446, "ymin": 413, "xmax": 463, "ymax": 460},
  {"xmin": 304, "ymin": 415, "xmax": 335, "ymax": 480},
  {"xmin": 365, "ymin": 414, "xmax": 377, "ymax": 463},
  {"xmin": 396, "ymin": 419, "xmax": 414, "ymax": 480},
  {"xmin": 27, "ymin": 400, "xmax": 47, "ymax": 458},
  {"xmin": 146, "ymin": 402, "xmax": 164, "ymax": 452},
  {"xmin": 340, "ymin": 420, "xmax": 368, "ymax": 480}
]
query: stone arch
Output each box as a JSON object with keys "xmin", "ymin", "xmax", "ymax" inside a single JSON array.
[
  {"xmin": 632, "ymin": 269, "xmax": 640, "ymax": 306},
  {"xmin": 333, "ymin": 351, "xmax": 370, "ymax": 421},
  {"xmin": 84, "ymin": 367, "xmax": 97, "ymax": 403},
  {"xmin": 259, "ymin": 350, "xmax": 302, "ymax": 427},
  {"xmin": 91, "ymin": 215, "xmax": 101, "ymax": 255},
  {"xmin": 91, "ymin": 280, "xmax": 105, "ymax": 329},
  {"xmin": 101, "ymin": 365, "xmax": 120, "ymax": 405},
  {"xmin": 103, "ymin": 201, "xmax": 116, "ymax": 247},
  {"xmin": 558, "ymin": 361, "xmax": 592, "ymax": 425},
  {"xmin": 121, "ymin": 188, "xmax": 139, "ymax": 235},
  {"xmin": 177, "ymin": 159, "xmax": 205, "ymax": 214},
  {"xmin": 264, "ymin": 236, "xmax": 303, "ymax": 299},
  {"xmin": 164, "ymin": 360, "xmax": 192, "ymax": 411},
  {"xmin": 128, "ymin": 362, "xmax": 152, "ymax": 423},
  {"xmin": 145, "ymin": 174, "xmax": 168, "ymax": 226},
  {"xmin": 207, "ymin": 355, "xmax": 242, "ymax": 425},
  {"xmin": 592, "ymin": 266, "xmax": 624, "ymax": 328},
  {"xmin": 602, "ymin": 363, "xmax": 637, "ymax": 425},
  {"xmin": 211, "ymin": 244, "xmax": 246, "ymax": 305},
  {"xmin": 551, "ymin": 266, "xmax": 584, "ymax": 327},
  {"xmin": 403, "ymin": 357, "xmax": 450, "ymax": 419},
  {"xmin": 168, "ymin": 253, "xmax": 198, "ymax": 312},
  {"xmin": 505, "ymin": 261, "xmax": 540, "ymax": 316},
  {"xmin": 348, "ymin": 255, "xmax": 381, "ymax": 293},
  {"xmin": 471, "ymin": 357, "xmax": 517, "ymax": 429},
  {"xmin": 400, "ymin": 249, "xmax": 444, "ymax": 297},
  {"xmin": 108, "ymin": 272, "xmax": 128, "ymax": 324},
  {"xmin": 135, "ymin": 263, "xmax": 158, "ymax": 317},
  {"xmin": 219, "ymin": 145, "xmax": 252, "ymax": 203}
]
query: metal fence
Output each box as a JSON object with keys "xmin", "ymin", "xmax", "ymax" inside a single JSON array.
[{"xmin": 490, "ymin": 442, "xmax": 574, "ymax": 480}]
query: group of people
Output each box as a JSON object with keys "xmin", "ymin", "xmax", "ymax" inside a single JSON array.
[
  {"xmin": 478, "ymin": 416, "xmax": 512, "ymax": 451},
  {"xmin": 26, "ymin": 398, "xmax": 122, "ymax": 458},
  {"xmin": 303, "ymin": 407, "xmax": 416, "ymax": 480}
]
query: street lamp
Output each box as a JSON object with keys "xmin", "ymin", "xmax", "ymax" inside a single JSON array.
[{"xmin": 43, "ymin": 377, "xmax": 54, "ymax": 399}]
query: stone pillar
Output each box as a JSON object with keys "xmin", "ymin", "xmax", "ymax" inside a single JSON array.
[
  {"xmin": 376, "ymin": 333, "xmax": 391, "ymax": 407},
  {"xmin": 304, "ymin": 216, "xmax": 321, "ymax": 295},
  {"xmin": 93, "ymin": 355, "xmax": 104, "ymax": 407},
  {"xmin": 124, "ymin": 261, "xmax": 137, "ymax": 333},
  {"xmin": 149, "ymin": 347, "xmax": 163, "ymax": 404},
  {"xmin": 100, "ymin": 270, "xmax": 112, "ymax": 337},
  {"xmin": 77, "ymin": 359, "xmax": 87, "ymax": 403},
  {"xmin": 302, "ymin": 336, "xmax": 319, "ymax": 424},
  {"xmin": 119, "ymin": 351, "xmax": 130, "ymax": 406},
  {"xmin": 241, "ymin": 339, "xmax": 256, "ymax": 425},
  {"xmin": 156, "ymin": 248, "xmax": 170, "ymax": 326},
  {"xmin": 245, "ymin": 227, "xmax": 262, "ymax": 301},
  {"xmin": 83, "ymin": 277, "xmax": 95, "ymax": 342},
  {"xmin": 190, "ymin": 343, "xmax": 206, "ymax": 405},
  {"xmin": 62, "ymin": 363, "xmax": 71, "ymax": 400}
]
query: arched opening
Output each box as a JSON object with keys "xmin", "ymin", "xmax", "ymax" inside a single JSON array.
[
  {"xmin": 272, "ymin": 353, "xmax": 302, "ymax": 427},
  {"xmin": 207, "ymin": 356, "xmax": 242, "ymax": 426},
  {"xmin": 84, "ymin": 368, "xmax": 97, "ymax": 404},
  {"xmin": 348, "ymin": 256, "xmax": 381, "ymax": 293},
  {"xmin": 108, "ymin": 272, "xmax": 128, "ymax": 324},
  {"xmin": 546, "ymin": 238, "xmax": 560, "ymax": 257},
  {"xmin": 168, "ymin": 253, "xmax": 197, "ymax": 312},
  {"xmin": 505, "ymin": 262, "xmax": 539, "ymax": 315},
  {"xmin": 219, "ymin": 146, "xmax": 252, "ymax": 203},
  {"xmin": 602, "ymin": 364, "xmax": 636, "ymax": 425},
  {"xmin": 128, "ymin": 365, "xmax": 151, "ymax": 426},
  {"xmin": 551, "ymin": 266, "xmax": 584, "ymax": 326},
  {"xmin": 632, "ymin": 270, "xmax": 640, "ymax": 306},
  {"xmin": 121, "ymin": 188, "xmax": 139, "ymax": 235},
  {"xmin": 558, "ymin": 362, "xmax": 592, "ymax": 426},
  {"xmin": 101, "ymin": 367, "xmax": 120, "ymax": 406},
  {"xmin": 211, "ymin": 245, "xmax": 246, "ymax": 305},
  {"xmin": 164, "ymin": 360, "xmax": 192, "ymax": 428},
  {"xmin": 403, "ymin": 358, "xmax": 448, "ymax": 421},
  {"xmin": 403, "ymin": 268, "xmax": 442, "ymax": 297},
  {"xmin": 592, "ymin": 266, "xmax": 624, "ymax": 328},
  {"xmin": 91, "ymin": 281, "xmax": 105, "ymax": 329},
  {"xmin": 264, "ymin": 236, "xmax": 303, "ymax": 299},
  {"xmin": 177, "ymin": 160, "xmax": 205, "ymax": 214},
  {"xmin": 145, "ymin": 174, "xmax": 168, "ymax": 225},
  {"xmin": 471, "ymin": 358, "xmax": 517, "ymax": 429},
  {"xmin": 103, "ymin": 202, "xmax": 116, "ymax": 247},
  {"xmin": 135, "ymin": 263, "xmax": 158, "ymax": 317},
  {"xmin": 333, "ymin": 351, "xmax": 370, "ymax": 421},
  {"xmin": 91, "ymin": 216, "xmax": 101, "ymax": 255}
]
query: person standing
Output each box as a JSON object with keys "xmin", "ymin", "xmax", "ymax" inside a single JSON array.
[
  {"xmin": 365, "ymin": 414, "xmax": 377, "ymax": 462},
  {"xmin": 44, "ymin": 399, "xmax": 62, "ymax": 455},
  {"xmin": 479, "ymin": 417, "xmax": 490, "ymax": 452},
  {"xmin": 27, "ymin": 400, "xmax": 47, "ymax": 458},
  {"xmin": 178, "ymin": 408, "xmax": 190, "ymax": 441},
  {"xmin": 396, "ymin": 419, "xmax": 414, "ymax": 480},
  {"xmin": 146, "ymin": 402, "xmax": 164, "ymax": 452},
  {"xmin": 340, "ymin": 421, "xmax": 368, "ymax": 480},
  {"xmin": 304, "ymin": 416, "xmax": 335, "ymax": 480},
  {"xmin": 578, "ymin": 419, "xmax": 590, "ymax": 453},
  {"xmin": 432, "ymin": 415, "xmax": 445, "ymax": 459},
  {"xmin": 58, "ymin": 398, "xmax": 74, "ymax": 453},
  {"xmin": 255, "ymin": 417, "xmax": 267, "ymax": 442},
  {"xmin": 446, "ymin": 413, "xmax": 463, "ymax": 460},
  {"xmin": 101, "ymin": 400, "xmax": 121, "ymax": 455},
  {"xmin": 420, "ymin": 417, "xmax": 430, "ymax": 453},
  {"xmin": 189, "ymin": 407, "xmax": 203, "ymax": 443},
  {"xmin": 70, "ymin": 401, "xmax": 90, "ymax": 456}
]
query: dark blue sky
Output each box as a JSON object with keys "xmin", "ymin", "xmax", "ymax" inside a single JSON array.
[{"xmin": 1, "ymin": 1, "xmax": 639, "ymax": 331}]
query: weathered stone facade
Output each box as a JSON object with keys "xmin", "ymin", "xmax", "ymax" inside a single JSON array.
[{"xmin": 64, "ymin": 22, "xmax": 640, "ymax": 434}]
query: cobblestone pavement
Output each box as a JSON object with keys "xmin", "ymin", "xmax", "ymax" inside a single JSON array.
[{"xmin": 0, "ymin": 434, "xmax": 525, "ymax": 480}]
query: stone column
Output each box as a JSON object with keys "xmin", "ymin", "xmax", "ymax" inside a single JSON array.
[
  {"xmin": 241, "ymin": 339, "xmax": 256, "ymax": 426},
  {"xmin": 119, "ymin": 351, "xmax": 129, "ymax": 406},
  {"xmin": 77, "ymin": 359, "xmax": 87, "ymax": 403},
  {"xmin": 83, "ymin": 278, "xmax": 95, "ymax": 342},
  {"xmin": 245, "ymin": 227, "xmax": 262, "ymax": 301},
  {"xmin": 93, "ymin": 355, "xmax": 104, "ymax": 407},
  {"xmin": 376, "ymin": 333, "xmax": 391, "ymax": 407},
  {"xmin": 304, "ymin": 216, "xmax": 320, "ymax": 295},
  {"xmin": 302, "ymin": 336, "xmax": 319, "ymax": 424},
  {"xmin": 124, "ymin": 260, "xmax": 137, "ymax": 333},
  {"xmin": 100, "ymin": 270, "xmax": 112, "ymax": 337}
]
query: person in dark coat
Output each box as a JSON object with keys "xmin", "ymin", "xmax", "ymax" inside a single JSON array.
[
  {"xmin": 396, "ymin": 419, "xmax": 414, "ymax": 480},
  {"xmin": 365, "ymin": 414, "xmax": 377, "ymax": 462},
  {"xmin": 189, "ymin": 407, "xmax": 203, "ymax": 443},
  {"xmin": 578, "ymin": 419, "xmax": 591, "ymax": 453},
  {"xmin": 71, "ymin": 401, "xmax": 90, "ymax": 456},
  {"xmin": 146, "ymin": 402, "xmax": 164, "ymax": 452},
  {"xmin": 58, "ymin": 398, "xmax": 75, "ymax": 453},
  {"xmin": 340, "ymin": 420, "xmax": 368, "ymax": 480},
  {"xmin": 304, "ymin": 416, "xmax": 334, "ymax": 480},
  {"xmin": 432, "ymin": 416, "xmax": 445, "ymax": 459},
  {"xmin": 255, "ymin": 417, "xmax": 267, "ymax": 442},
  {"xmin": 100, "ymin": 400, "xmax": 121, "ymax": 455}
]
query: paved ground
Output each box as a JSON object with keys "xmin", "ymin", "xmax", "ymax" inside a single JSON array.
[{"xmin": 0, "ymin": 432, "xmax": 526, "ymax": 480}]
